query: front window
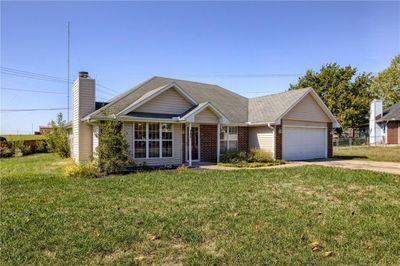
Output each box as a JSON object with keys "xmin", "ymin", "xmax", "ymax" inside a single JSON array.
[
  {"xmin": 148, "ymin": 123, "xmax": 160, "ymax": 158},
  {"xmin": 134, "ymin": 122, "xmax": 146, "ymax": 158},
  {"xmin": 161, "ymin": 123, "xmax": 173, "ymax": 157},
  {"xmin": 220, "ymin": 126, "xmax": 238, "ymax": 153},
  {"xmin": 134, "ymin": 122, "xmax": 173, "ymax": 159}
]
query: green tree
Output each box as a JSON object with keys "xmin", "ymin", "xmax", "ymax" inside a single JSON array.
[
  {"xmin": 289, "ymin": 63, "xmax": 373, "ymax": 133},
  {"xmin": 371, "ymin": 54, "xmax": 400, "ymax": 109},
  {"xmin": 48, "ymin": 113, "xmax": 70, "ymax": 158},
  {"xmin": 96, "ymin": 117, "xmax": 130, "ymax": 175}
]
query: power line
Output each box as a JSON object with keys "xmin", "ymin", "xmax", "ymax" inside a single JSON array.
[
  {"xmin": 1, "ymin": 67, "xmax": 116, "ymax": 97},
  {"xmin": 1, "ymin": 87, "xmax": 67, "ymax": 95},
  {"xmin": 1, "ymin": 108, "xmax": 68, "ymax": 112}
]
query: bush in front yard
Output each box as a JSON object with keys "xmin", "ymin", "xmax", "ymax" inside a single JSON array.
[
  {"xmin": 96, "ymin": 116, "xmax": 130, "ymax": 175},
  {"xmin": 35, "ymin": 140, "xmax": 48, "ymax": 153},
  {"xmin": 247, "ymin": 148, "xmax": 273, "ymax": 162},
  {"xmin": 220, "ymin": 149, "xmax": 274, "ymax": 163},
  {"xmin": 0, "ymin": 145, "xmax": 14, "ymax": 158},
  {"xmin": 48, "ymin": 113, "xmax": 70, "ymax": 158},
  {"xmin": 220, "ymin": 151, "xmax": 248, "ymax": 163}
]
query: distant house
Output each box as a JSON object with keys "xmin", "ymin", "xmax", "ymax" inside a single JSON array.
[
  {"xmin": 67, "ymin": 71, "xmax": 339, "ymax": 165},
  {"xmin": 369, "ymin": 99, "xmax": 400, "ymax": 144},
  {"xmin": 34, "ymin": 126, "xmax": 53, "ymax": 135}
]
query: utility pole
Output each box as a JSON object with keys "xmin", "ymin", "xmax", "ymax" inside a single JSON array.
[{"xmin": 67, "ymin": 21, "xmax": 70, "ymax": 121}]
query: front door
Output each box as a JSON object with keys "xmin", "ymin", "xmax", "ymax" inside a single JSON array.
[
  {"xmin": 191, "ymin": 127, "xmax": 199, "ymax": 161},
  {"xmin": 186, "ymin": 125, "xmax": 200, "ymax": 161}
]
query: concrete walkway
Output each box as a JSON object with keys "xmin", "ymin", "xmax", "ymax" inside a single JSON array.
[{"xmin": 197, "ymin": 159, "xmax": 400, "ymax": 175}]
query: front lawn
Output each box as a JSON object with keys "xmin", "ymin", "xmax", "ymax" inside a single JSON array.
[
  {"xmin": 334, "ymin": 145, "xmax": 400, "ymax": 162},
  {"xmin": 1, "ymin": 154, "xmax": 399, "ymax": 264}
]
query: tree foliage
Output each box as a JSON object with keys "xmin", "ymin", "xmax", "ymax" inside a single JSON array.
[
  {"xmin": 289, "ymin": 63, "xmax": 373, "ymax": 131},
  {"xmin": 371, "ymin": 54, "xmax": 400, "ymax": 109},
  {"xmin": 96, "ymin": 117, "xmax": 130, "ymax": 175},
  {"xmin": 48, "ymin": 113, "xmax": 70, "ymax": 158}
]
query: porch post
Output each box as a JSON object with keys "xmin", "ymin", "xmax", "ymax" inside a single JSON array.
[
  {"xmin": 188, "ymin": 123, "xmax": 192, "ymax": 167},
  {"xmin": 217, "ymin": 123, "xmax": 220, "ymax": 162}
]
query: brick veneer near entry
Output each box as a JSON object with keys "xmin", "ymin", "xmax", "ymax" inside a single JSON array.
[
  {"xmin": 200, "ymin": 125, "xmax": 218, "ymax": 162},
  {"xmin": 238, "ymin": 127, "xmax": 249, "ymax": 152}
]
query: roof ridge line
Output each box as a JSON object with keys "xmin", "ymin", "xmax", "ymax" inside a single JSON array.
[{"xmin": 249, "ymin": 87, "xmax": 311, "ymax": 100}]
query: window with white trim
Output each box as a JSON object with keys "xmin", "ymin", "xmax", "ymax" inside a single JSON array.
[
  {"xmin": 220, "ymin": 126, "xmax": 238, "ymax": 153},
  {"xmin": 161, "ymin": 123, "xmax": 173, "ymax": 157},
  {"xmin": 134, "ymin": 122, "xmax": 146, "ymax": 158},
  {"xmin": 134, "ymin": 122, "xmax": 173, "ymax": 159}
]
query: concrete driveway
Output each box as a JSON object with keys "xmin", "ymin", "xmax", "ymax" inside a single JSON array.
[
  {"xmin": 198, "ymin": 159, "xmax": 400, "ymax": 175},
  {"xmin": 291, "ymin": 159, "xmax": 400, "ymax": 175}
]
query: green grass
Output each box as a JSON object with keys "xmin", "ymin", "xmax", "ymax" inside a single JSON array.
[
  {"xmin": 334, "ymin": 145, "xmax": 400, "ymax": 162},
  {"xmin": 1, "ymin": 154, "xmax": 399, "ymax": 265},
  {"xmin": 1, "ymin": 134, "xmax": 47, "ymax": 141}
]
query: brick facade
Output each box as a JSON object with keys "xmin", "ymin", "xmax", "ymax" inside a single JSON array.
[
  {"xmin": 387, "ymin": 121, "xmax": 399, "ymax": 144},
  {"xmin": 327, "ymin": 122, "xmax": 333, "ymax": 158},
  {"xmin": 200, "ymin": 125, "xmax": 218, "ymax": 162},
  {"xmin": 275, "ymin": 124, "xmax": 282, "ymax": 160},
  {"xmin": 238, "ymin": 127, "xmax": 249, "ymax": 152}
]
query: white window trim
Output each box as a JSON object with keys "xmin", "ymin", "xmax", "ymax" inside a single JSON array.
[
  {"xmin": 220, "ymin": 126, "xmax": 238, "ymax": 153},
  {"xmin": 133, "ymin": 122, "xmax": 174, "ymax": 159}
]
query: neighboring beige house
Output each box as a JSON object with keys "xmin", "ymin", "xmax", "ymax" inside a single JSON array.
[{"xmin": 67, "ymin": 71, "xmax": 339, "ymax": 165}]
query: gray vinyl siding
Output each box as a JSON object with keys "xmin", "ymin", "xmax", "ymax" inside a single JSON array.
[
  {"xmin": 284, "ymin": 94, "xmax": 331, "ymax": 122},
  {"xmin": 135, "ymin": 88, "xmax": 193, "ymax": 114},
  {"xmin": 194, "ymin": 107, "xmax": 219, "ymax": 124},
  {"xmin": 123, "ymin": 122, "xmax": 134, "ymax": 157},
  {"xmin": 248, "ymin": 126, "xmax": 274, "ymax": 153}
]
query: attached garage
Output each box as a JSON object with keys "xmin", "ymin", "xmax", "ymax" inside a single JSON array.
[
  {"xmin": 248, "ymin": 88, "xmax": 339, "ymax": 161},
  {"xmin": 282, "ymin": 126, "xmax": 327, "ymax": 160}
]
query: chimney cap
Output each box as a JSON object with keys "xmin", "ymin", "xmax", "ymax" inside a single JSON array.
[{"xmin": 79, "ymin": 71, "xmax": 89, "ymax": 78}]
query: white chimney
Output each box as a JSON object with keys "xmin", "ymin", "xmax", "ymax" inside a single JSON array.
[
  {"xmin": 72, "ymin": 71, "xmax": 95, "ymax": 162},
  {"xmin": 369, "ymin": 99, "xmax": 383, "ymax": 144}
]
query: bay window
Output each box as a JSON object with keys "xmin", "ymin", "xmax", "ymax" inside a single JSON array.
[
  {"xmin": 220, "ymin": 126, "xmax": 238, "ymax": 153},
  {"xmin": 134, "ymin": 122, "xmax": 173, "ymax": 159}
]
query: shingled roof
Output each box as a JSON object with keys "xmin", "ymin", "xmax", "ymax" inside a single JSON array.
[
  {"xmin": 248, "ymin": 88, "xmax": 311, "ymax": 123},
  {"xmin": 377, "ymin": 102, "xmax": 400, "ymax": 122},
  {"xmin": 85, "ymin": 76, "xmax": 333, "ymax": 124}
]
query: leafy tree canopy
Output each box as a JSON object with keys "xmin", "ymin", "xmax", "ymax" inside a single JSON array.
[
  {"xmin": 289, "ymin": 63, "xmax": 373, "ymax": 131},
  {"xmin": 371, "ymin": 54, "xmax": 400, "ymax": 109}
]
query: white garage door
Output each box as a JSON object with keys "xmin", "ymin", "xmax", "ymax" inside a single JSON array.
[{"xmin": 282, "ymin": 126, "xmax": 327, "ymax": 160}]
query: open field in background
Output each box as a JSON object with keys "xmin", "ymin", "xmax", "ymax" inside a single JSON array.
[
  {"xmin": 334, "ymin": 145, "xmax": 400, "ymax": 162},
  {"xmin": 1, "ymin": 134, "xmax": 47, "ymax": 141},
  {"xmin": 1, "ymin": 153, "xmax": 399, "ymax": 265}
]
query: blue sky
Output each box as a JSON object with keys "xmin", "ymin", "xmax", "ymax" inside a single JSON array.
[{"xmin": 1, "ymin": 1, "xmax": 399, "ymax": 134}]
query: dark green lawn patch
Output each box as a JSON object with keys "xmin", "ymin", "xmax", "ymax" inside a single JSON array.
[{"xmin": 1, "ymin": 154, "xmax": 399, "ymax": 264}]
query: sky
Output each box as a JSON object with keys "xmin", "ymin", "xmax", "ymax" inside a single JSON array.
[{"xmin": 1, "ymin": 1, "xmax": 399, "ymax": 134}]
